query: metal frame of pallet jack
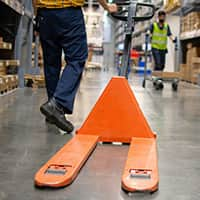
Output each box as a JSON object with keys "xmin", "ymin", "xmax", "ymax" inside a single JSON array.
[
  {"xmin": 113, "ymin": 0, "xmax": 155, "ymax": 78},
  {"xmin": 119, "ymin": 1, "xmax": 136, "ymax": 78},
  {"xmin": 35, "ymin": 0, "xmax": 159, "ymax": 193}
]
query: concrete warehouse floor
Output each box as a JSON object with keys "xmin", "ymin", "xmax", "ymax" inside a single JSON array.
[{"xmin": 0, "ymin": 70, "xmax": 200, "ymax": 200}]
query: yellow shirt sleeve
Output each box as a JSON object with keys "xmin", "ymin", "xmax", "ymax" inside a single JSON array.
[{"xmin": 36, "ymin": 0, "xmax": 85, "ymax": 8}]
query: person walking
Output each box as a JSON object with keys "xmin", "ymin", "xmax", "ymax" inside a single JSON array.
[
  {"xmin": 32, "ymin": 0, "xmax": 117, "ymax": 133},
  {"xmin": 149, "ymin": 10, "xmax": 176, "ymax": 71}
]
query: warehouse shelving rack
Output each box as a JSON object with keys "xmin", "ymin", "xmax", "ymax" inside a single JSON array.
[
  {"xmin": 164, "ymin": 1, "xmax": 200, "ymax": 83},
  {"xmin": 0, "ymin": 0, "xmax": 34, "ymax": 88},
  {"xmin": 173, "ymin": 1, "xmax": 200, "ymax": 67}
]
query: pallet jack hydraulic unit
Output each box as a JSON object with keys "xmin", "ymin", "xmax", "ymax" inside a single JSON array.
[{"xmin": 34, "ymin": 0, "xmax": 159, "ymax": 193}]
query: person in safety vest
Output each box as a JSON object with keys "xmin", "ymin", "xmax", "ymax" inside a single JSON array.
[
  {"xmin": 149, "ymin": 10, "xmax": 176, "ymax": 71},
  {"xmin": 32, "ymin": 0, "xmax": 117, "ymax": 133}
]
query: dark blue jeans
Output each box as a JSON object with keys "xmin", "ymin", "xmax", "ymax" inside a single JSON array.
[
  {"xmin": 152, "ymin": 48, "xmax": 166, "ymax": 71},
  {"xmin": 38, "ymin": 7, "xmax": 88, "ymax": 114}
]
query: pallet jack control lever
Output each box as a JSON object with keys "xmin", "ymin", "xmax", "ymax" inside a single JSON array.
[
  {"xmin": 111, "ymin": 1, "xmax": 155, "ymax": 22},
  {"xmin": 111, "ymin": 0, "xmax": 155, "ymax": 78}
]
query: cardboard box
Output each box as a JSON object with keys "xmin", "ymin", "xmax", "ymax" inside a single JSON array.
[
  {"xmin": 181, "ymin": 11, "xmax": 200, "ymax": 33},
  {"xmin": 186, "ymin": 45, "xmax": 200, "ymax": 82},
  {"xmin": 152, "ymin": 71, "xmax": 180, "ymax": 78},
  {"xmin": 180, "ymin": 64, "xmax": 187, "ymax": 80},
  {"xmin": 192, "ymin": 57, "xmax": 200, "ymax": 64}
]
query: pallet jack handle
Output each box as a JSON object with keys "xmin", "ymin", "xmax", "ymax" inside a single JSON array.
[
  {"xmin": 111, "ymin": 0, "xmax": 155, "ymax": 78},
  {"xmin": 111, "ymin": 2, "xmax": 155, "ymax": 22},
  {"xmin": 143, "ymin": 32, "xmax": 150, "ymax": 88}
]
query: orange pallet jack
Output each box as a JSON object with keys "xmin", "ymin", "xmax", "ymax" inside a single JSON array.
[{"xmin": 35, "ymin": 1, "xmax": 159, "ymax": 193}]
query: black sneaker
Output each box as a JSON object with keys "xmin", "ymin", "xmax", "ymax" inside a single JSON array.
[{"xmin": 40, "ymin": 98, "xmax": 74, "ymax": 133}]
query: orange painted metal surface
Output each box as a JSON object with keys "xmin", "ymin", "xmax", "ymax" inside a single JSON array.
[
  {"xmin": 122, "ymin": 137, "xmax": 159, "ymax": 192},
  {"xmin": 77, "ymin": 77, "xmax": 155, "ymax": 143},
  {"xmin": 35, "ymin": 76, "xmax": 159, "ymax": 192},
  {"xmin": 34, "ymin": 134, "xmax": 98, "ymax": 187}
]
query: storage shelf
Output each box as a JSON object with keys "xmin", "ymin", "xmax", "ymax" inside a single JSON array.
[
  {"xmin": 0, "ymin": 0, "xmax": 23, "ymax": 15},
  {"xmin": 132, "ymin": 26, "xmax": 149, "ymax": 38},
  {"xmin": 132, "ymin": 43, "xmax": 143, "ymax": 48},
  {"xmin": 180, "ymin": 30, "xmax": 200, "ymax": 40},
  {"xmin": 166, "ymin": 3, "xmax": 200, "ymax": 16},
  {"xmin": 0, "ymin": 42, "xmax": 12, "ymax": 50},
  {"xmin": 0, "ymin": 60, "xmax": 20, "ymax": 66}
]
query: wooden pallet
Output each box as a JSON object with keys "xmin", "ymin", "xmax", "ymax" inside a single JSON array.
[
  {"xmin": 0, "ymin": 60, "xmax": 20, "ymax": 75},
  {"xmin": 0, "ymin": 75, "xmax": 18, "ymax": 94},
  {"xmin": 152, "ymin": 71, "xmax": 181, "ymax": 79},
  {"xmin": 0, "ymin": 77, "xmax": 7, "ymax": 94},
  {"xmin": 0, "ymin": 37, "xmax": 12, "ymax": 50},
  {"xmin": 24, "ymin": 74, "xmax": 45, "ymax": 88}
]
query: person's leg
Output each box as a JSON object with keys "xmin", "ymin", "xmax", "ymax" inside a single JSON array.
[
  {"xmin": 40, "ymin": 39, "xmax": 62, "ymax": 99},
  {"xmin": 38, "ymin": 10, "xmax": 62, "ymax": 100},
  {"xmin": 39, "ymin": 9, "xmax": 74, "ymax": 132},
  {"xmin": 160, "ymin": 50, "xmax": 166, "ymax": 71},
  {"xmin": 152, "ymin": 48, "xmax": 161, "ymax": 71},
  {"xmin": 54, "ymin": 7, "xmax": 88, "ymax": 114}
]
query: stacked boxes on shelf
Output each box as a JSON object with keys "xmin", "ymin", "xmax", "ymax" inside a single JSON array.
[
  {"xmin": 181, "ymin": 12, "xmax": 200, "ymax": 33},
  {"xmin": 191, "ymin": 57, "xmax": 200, "ymax": 84},
  {"xmin": 180, "ymin": 43, "xmax": 200, "ymax": 84},
  {"xmin": 180, "ymin": 12, "xmax": 200, "ymax": 39},
  {"xmin": 24, "ymin": 74, "xmax": 45, "ymax": 89},
  {"xmin": 24, "ymin": 42, "xmax": 45, "ymax": 88},
  {"xmin": 0, "ymin": 60, "xmax": 20, "ymax": 75},
  {"xmin": 164, "ymin": 0, "xmax": 181, "ymax": 13},
  {"xmin": 32, "ymin": 42, "xmax": 44, "ymax": 69},
  {"xmin": 132, "ymin": 21, "xmax": 151, "ymax": 48},
  {"xmin": 0, "ymin": 0, "xmax": 23, "ymax": 14},
  {"xmin": 0, "ymin": 75, "xmax": 18, "ymax": 94},
  {"xmin": 0, "ymin": 37, "xmax": 12, "ymax": 50},
  {"xmin": 0, "ymin": 36, "xmax": 19, "ymax": 94}
]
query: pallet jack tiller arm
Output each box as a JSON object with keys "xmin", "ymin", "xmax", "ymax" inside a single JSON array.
[
  {"xmin": 111, "ymin": 0, "xmax": 155, "ymax": 78},
  {"xmin": 35, "ymin": 1, "xmax": 159, "ymax": 193}
]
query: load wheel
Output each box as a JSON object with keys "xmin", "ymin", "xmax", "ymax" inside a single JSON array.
[
  {"xmin": 154, "ymin": 80, "xmax": 164, "ymax": 90},
  {"xmin": 172, "ymin": 81, "xmax": 178, "ymax": 91},
  {"xmin": 142, "ymin": 79, "xmax": 146, "ymax": 88}
]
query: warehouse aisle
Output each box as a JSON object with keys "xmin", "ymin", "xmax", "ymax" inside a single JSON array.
[{"xmin": 0, "ymin": 71, "xmax": 200, "ymax": 200}]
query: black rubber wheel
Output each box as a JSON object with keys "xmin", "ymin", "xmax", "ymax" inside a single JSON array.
[
  {"xmin": 155, "ymin": 80, "xmax": 164, "ymax": 90},
  {"xmin": 102, "ymin": 142, "xmax": 112, "ymax": 145},
  {"xmin": 121, "ymin": 187, "xmax": 131, "ymax": 194},
  {"xmin": 159, "ymin": 82, "xmax": 164, "ymax": 90},
  {"xmin": 150, "ymin": 188, "xmax": 159, "ymax": 195},
  {"xmin": 142, "ymin": 79, "xmax": 146, "ymax": 88},
  {"xmin": 172, "ymin": 82, "xmax": 178, "ymax": 91}
]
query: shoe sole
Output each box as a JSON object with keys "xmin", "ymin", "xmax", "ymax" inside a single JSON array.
[
  {"xmin": 40, "ymin": 106, "xmax": 74, "ymax": 133},
  {"xmin": 45, "ymin": 118, "xmax": 54, "ymax": 124}
]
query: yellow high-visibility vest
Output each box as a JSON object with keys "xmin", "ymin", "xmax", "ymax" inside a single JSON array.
[{"xmin": 151, "ymin": 22, "xmax": 168, "ymax": 50}]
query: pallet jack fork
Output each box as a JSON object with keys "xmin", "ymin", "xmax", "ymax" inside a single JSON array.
[{"xmin": 35, "ymin": 1, "xmax": 159, "ymax": 193}]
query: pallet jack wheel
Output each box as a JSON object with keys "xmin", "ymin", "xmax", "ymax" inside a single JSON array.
[
  {"xmin": 142, "ymin": 79, "xmax": 146, "ymax": 88},
  {"xmin": 122, "ymin": 186, "xmax": 158, "ymax": 195},
  {"xmin": 154, "ymin": 80, "xmax": 164, "ymax": 90},
  {"xmin": 150, "ymin": 188, "xmax": 159, "ymax": 195},
  {"xmin": 172, "ymin": 81, "xmax": 178, "ymax": 91},
  {"xmin": 121, "ymin": 186, "xmax": 131, "ymax": 194}
]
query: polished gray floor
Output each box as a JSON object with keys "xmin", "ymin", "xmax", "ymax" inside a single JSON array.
[{"xmin": 0, "ymin": 70, "xmax": 200, "ymax": 200}]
